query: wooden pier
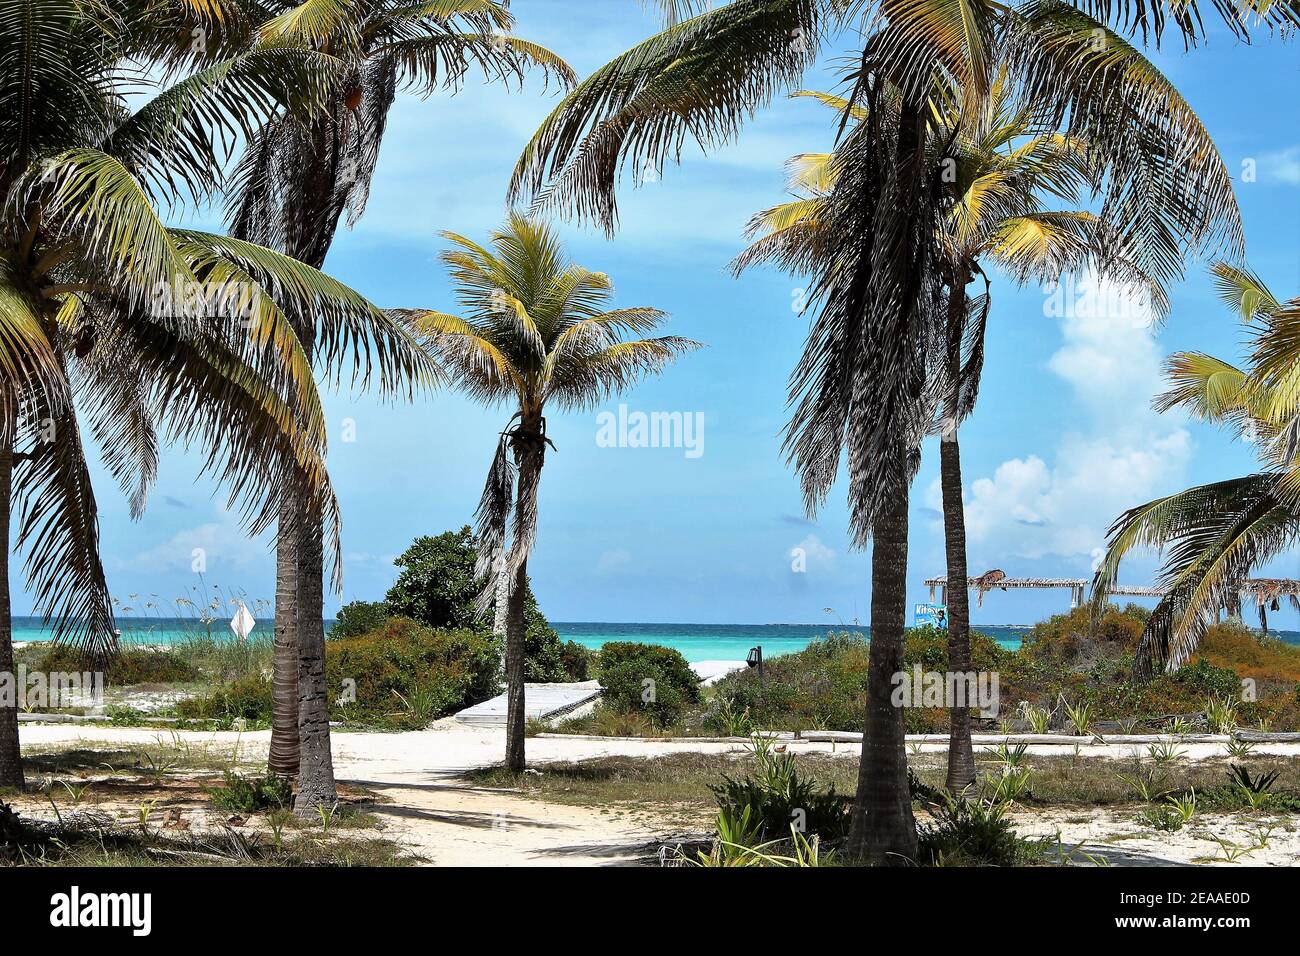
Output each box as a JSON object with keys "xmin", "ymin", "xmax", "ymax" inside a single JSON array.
[{"xmin": 924, "ymin": 573, "xmax": 1300, "ymax": 628}]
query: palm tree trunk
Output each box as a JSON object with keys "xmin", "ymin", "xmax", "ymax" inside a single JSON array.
[
  {"xmin": 504, "ymin": 418, "xmax": 545, "ymax": 773},
  {"xmin": 942, "ymin": 279, "xmax": 976, "ymax": 793},
  {"xmin": 503, "ymin": 559, "xmax": 529, "ymax": 772},
  {"xmin": 846, "ymin": 440, "xmax": 918, "ymax": 864},
  {"xmin": 294, "ymin": 491, "xmax": 336, "ymax": 816},
  {"xmin": 269, "ymin": 483, "xmax": 300, "ymax": 776},
  {"xmin": 0, "ymin": 395, "xmax": 22, "ymax": 790}
]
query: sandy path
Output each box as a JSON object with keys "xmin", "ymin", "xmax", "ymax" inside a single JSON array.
[
  {"xmin": 18, "ymin": 723, "xmax": 1300, "ymax": 866},
  {"xmin": 17, "ymin": 721, "xmax": 758, "ymax": 867}
]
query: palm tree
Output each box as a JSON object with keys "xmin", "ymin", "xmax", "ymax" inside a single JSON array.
[
  {"xmin": 226, "ymin": 0, "xmax": 575, "ymax": 793},
  {"xmin": 734, "ymin": 75, "xmax": 1195, "ymax": 792},
  {"xmin": 508, "ymin": 0, "xmax": 1271, "ymax": 862},
  {"xmin": 0, "ymin": 0, "xmax": 422, "ymax": 790},
  {"xmin": 408, "ymin": 215, "xmax": 698, "ymax": 771},
  {"xmin": 1093, "ymin": 263, "xmax": 1300, "ymax": 675}
]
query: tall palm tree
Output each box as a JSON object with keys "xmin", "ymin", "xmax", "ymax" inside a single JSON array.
[
  {"xmin": 408, "ymin": 215, "xmax": 698, "ymax": 771},
  {"xmin": 227, "ymin": 0, "xmax": 575, "ymax": 795},
  {"xmin": 734, "ymin": 74, "xmax": 1196, "ymax": 792},
  {"xmin": 508, "ymin": 0, "xmax": 1271, "ymax": 862},
  {"xmin": 1094, "ymin": 263, "xmax": 1300, "ymax": 675},
  {"xmin": 0, "ymin": 0, "xmax": 418, "ymax": 790}
]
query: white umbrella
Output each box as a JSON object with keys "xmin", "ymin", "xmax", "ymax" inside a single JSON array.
[{"xmin": 230, "ymin": 601, "xmax": 256, "ymax": 641}]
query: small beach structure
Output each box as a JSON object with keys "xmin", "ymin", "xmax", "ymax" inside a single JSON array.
[{"xmin": 926, "ymin": 573, "xmax": 1300, "ymax": 631}]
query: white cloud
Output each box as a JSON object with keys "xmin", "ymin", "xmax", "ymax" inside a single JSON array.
[
  {"xmin": 1045, "ymin": 273, "xmax": 1163, "ymax": 424},
  {"xmin": 946, "ymin": 272, "xmax": 1192, "ymax": 569},
  {"xmin": 112, "ymin": 521, "xmax": 267, "ymax": 574},
  {"xmin": 595, "ymin": 549, "xmax": 633, "ymax": 574},
  {"xmin": 792, "ymin": 533, "xmax": 836, "ymax": 572},
  {"xmin": 1259, "ymin": 145, "xmax": 1300, "ymax": 185}
]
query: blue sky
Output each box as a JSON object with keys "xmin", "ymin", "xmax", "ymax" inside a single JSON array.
[{"xmin": 49, "ymin": 1, "xmax": 1300, "ymax": 629}]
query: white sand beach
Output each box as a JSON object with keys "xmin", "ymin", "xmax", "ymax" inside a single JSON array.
[{"xmin": 16, "ymin": 720, "xmax": 1300, "ymax": 866}]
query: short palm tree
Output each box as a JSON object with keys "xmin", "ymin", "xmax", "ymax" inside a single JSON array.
[
  {"xmin": 1094, "ymin": 263, "xmax": 1300, "ymax": 675},
  {"xmin": 409, "ymin": 215, "xmax": 698, "ymax": 771},
  {"xmin": 227, "ymin": 0, "xmax": 574, "ymax": 794},
  {"xmin": 0, "ymin": 0, "xmax": 422, "ymax": 790},
  {"xmin": 509, "ymin": 0, "xmax": 1270, "ymax": 863}
]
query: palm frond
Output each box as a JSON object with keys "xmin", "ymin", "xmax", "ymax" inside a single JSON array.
[
  {"xmin": 11, "ymin": 382, "xmax": 116, "ymax": 659},
  {"xmin": 171, "ymin": 229, "xmax": 441, "ymax": 397},
  {"xmin": 510, "ymin": 0, "xmax": 825, "ymax": 232},
  {"xmin": 104, "ymin": 48, "xmax": 342, "ymax": 208}
]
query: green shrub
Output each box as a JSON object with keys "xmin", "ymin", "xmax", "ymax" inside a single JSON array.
[
  {"xmin": 37, "ymin": 646, "xmax": 199, "ymax": 686},
  {"xmin": 1168, "ymin": 659, "xmax": 1242, "ymax": 701},
  {"xmin": 916, "ymin": 794, "xmax": 1042, "ymax": 866},
  {"xmin": 595, "ymin": 642, "xmax": 700, "ymax": 725},
  {"xmin": 330, "ymin": 601, "xmax": 391, "ymax": 640},
  {"xmin": 325, "ymin": 617, "xmax": 498, "ymax": 728},
  {"xmin": 711, "ymin": 632, "xmax": 869, "ymax": 732},
  {"xmin": 710, "ymin": 737, "xmax": 850, "ymax": 841},
  {"xmin": 175, "ymin": 672, "xmax": 273, "ymax": 723},
  {"xmin": 209, "ymin": 770, "xmax": 293, "ymax": 814},
  {"xmin": 526, "ymin": 629, "xmax": 592, "ymax": 682},
  {"xmin": 355, "ymin": 526, "xmax": 586, "ymax": 682},
  {"xmin": 1019, "ymin": 605, "xmax": 1145, "ymax": 665}
]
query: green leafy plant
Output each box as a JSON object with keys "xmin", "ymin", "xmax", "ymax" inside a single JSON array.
[
  {"xmin": 1062, "ymin": 698, "xmax": 1093, "ymax": 736},
  {"xmin": 1167, "ymin": 716, "xmax": 1197, "ymax": 736},
  {"xmin": 1225, "ymin": 738, "xmax": 1256, "ymax": 759},
  {"xmin": 58, "ymin": 781, "xmax": 91, "ymax": 806},
  {"xmin": 1229, "ymin": 765, "xmax": 1280, "ymax": 810},
  {"xmin": 266, "ymin": 810, "xmax": 291, "ymax": 852},
  {"xmin": 1205, "ymin": 696, "xmax": 1238, "ymax": 734},
  {"xmin": 709, "ymin": 736, "xmax": 850, "ymax": 842},
  {"xmin": 134, "ymin": 751, "xmax": 178, "ymax": 787},
  {"xmin": 1117, "ymin": 763, "xmax": 1173, "ymax": 803},
  {"xmin": 684, "ymin": 806, "xmax": 766, "ymax": 867},
  {"xmin": 1024, "ymin": 707, "xmax": 1055, "ymax": 738},
  {"xmin": 985, "ymin": 766, "xmax": 1032, "ymax": 805},
  {"xmin": 1147, "ymin": 740, "xmax": 1186, "ymax": 765},
  {"xmin": 706, "ymin": 695, "xmax": 754, "ymax": 737},
  {"xmin": 984, "ymin": 741, "xmax": 1028, "ymax": 769},
  {"xmin": 1210, "ymin": 835, "xmax": 1253, "ymax": 863},
  {"xmin": 1139, "ymin": 791, "xmax": 1196, "ymax": 832},
  {"xmin": 209, "ymin": 771, "xmax": 293, "ymax": 814},
  {"xmin": 382, "ymin": 528, "xmax": 591, "ymax": 682},
  {"xmin": 917, "ymin": 793, "xmax": 1035, "ymax": 866}
]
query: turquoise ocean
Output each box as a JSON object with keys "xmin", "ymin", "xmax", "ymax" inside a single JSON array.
[{"xmin": 14, "ymin": 616, "xmax": 1299, "ymax": 664}]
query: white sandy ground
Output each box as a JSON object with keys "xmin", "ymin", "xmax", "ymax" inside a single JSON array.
[{"xmin": 14, "ymin": 721, "xmax": 1300, "ymax": 866}]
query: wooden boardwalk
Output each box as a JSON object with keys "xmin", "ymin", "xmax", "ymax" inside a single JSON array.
[
  {"xmin": 453, "ymin": 662, "xmax": 747, "ymax": 726},
  {"xmin": 454, "ymin": 681, "xmax": 602, "ymax": 727}
]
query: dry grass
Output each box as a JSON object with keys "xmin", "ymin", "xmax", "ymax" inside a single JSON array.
[
  {"xmin": 3, "ymin": 739, "xmax": 411, "ymax": 867},
  {"xmin": 468, "ymin": 749, "xmax": 1300, "ymax": 819}
]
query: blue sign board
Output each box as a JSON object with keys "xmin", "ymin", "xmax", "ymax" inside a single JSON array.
[{"xmin": 914, "ymin": 603, "xmax": 948, "ymax": 628}]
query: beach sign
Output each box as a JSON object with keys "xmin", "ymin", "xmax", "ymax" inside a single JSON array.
[
  {"xmin": 230, "ymin": 601, "xmax": 256, "ymax": 641},
  {"xmin": 914, "ymin": 603, "xmax": 948, "ymax": 629}
]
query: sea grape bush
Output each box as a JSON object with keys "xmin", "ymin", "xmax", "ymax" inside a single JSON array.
[{"xmin": 595, "ymin": 642, "xmax": 701, "ymax": 726}]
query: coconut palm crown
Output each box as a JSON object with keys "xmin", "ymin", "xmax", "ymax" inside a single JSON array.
[
  {"xmin": 1094, "ymin": 263, "xmax": 1300, "ymax": 675},
  {"xmin": 0, "ymin": 0, "xmax": 437, "ymax": 791}
]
